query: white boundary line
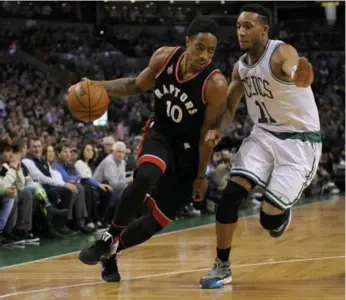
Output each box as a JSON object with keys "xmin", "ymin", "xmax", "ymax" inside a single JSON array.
[
  {"xmin": 0, "ymin": 197, "xmax": 341, "ymax": 271},
  {"xmin": 0, "ymin": 255, "xmax": 344, "ymax": 299}
]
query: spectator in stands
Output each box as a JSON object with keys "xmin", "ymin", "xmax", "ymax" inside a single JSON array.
[
  {"xmin": 70, "ymin": 147, "xmax": 78, "ymax": 164},
  {"xmin": 22, "ymin": 138, "xmax": 89, "ymax": 234},
  {"xmin": 52, "ymin": 143, "xmax": 96, "ymax": 232},
  {"xmin": 93, "ymin": 141, "xmax": 132, "ymax": 194},
  {"xmin": 94, "ymin": 136, "xmax": 115, "ymax": 168},
  {"xmin": 0, "ymin": 139, "xmax": 38, "ymax": 244},
  {"xmin": 75, "ymin": 144, "xmax": 112, "ymax": 228},
  {"xmin": 14, "ymin": 139, "xmax": 67, "ymax": 239},
  {"xmin": 0, "ymin": 186, "xmax": 16, "ymax": 246},
  {"xmin": 45, "ymin": 145, "xmax": 56, "ymax": 164}
]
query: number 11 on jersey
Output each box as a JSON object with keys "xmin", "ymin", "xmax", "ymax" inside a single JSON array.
[{"xmin": 255, "ymin": 100, "xmax": 276, "ymax": 123}]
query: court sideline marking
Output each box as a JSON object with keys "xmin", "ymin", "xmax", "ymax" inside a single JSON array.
[
  {"xmin": 0, "ymin": 197, "xmax": 339, "ymax": 271},
  {"xmin": 0, "ymin": 255, "xmax": 344, "ymax": 299}
]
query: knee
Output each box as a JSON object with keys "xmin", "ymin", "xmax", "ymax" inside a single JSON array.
[
  {"xmin": 18, "ymin": 190, "xmax": 33, "ymax": 203},
  {"xmin": 134, "ymin": 163, "xmax": 163, "ymax": 189},
  {"xmin": 216, "ymin": 180, "xmax": 250, "ymax": 224},
  {"xmin": 77, "ymin": 184, "xmax": 85, "ymax": 193},
  {"xmin": 259, "ymin": 208, "xmax": 288, "ymax": 230}
]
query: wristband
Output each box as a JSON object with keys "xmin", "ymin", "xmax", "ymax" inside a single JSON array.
[{"xmin": 291, "ymin": 65, "xmax": 298, "ymax": 80}]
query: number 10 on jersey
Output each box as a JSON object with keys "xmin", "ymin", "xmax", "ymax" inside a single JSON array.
[{"xmin": 166, "ymin": 101, "xmax": 183, "ymax": 123}]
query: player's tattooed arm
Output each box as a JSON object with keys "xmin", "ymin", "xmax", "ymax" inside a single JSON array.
[
  {"xmin": 100, "ymin": 78, "xmax": 142, "ymax": 97},
  {"xmin": 212, "ymin": 61, "xmax": 244, "ymax": 130},
  {"xmin": 197, "ymin": 72, "xmax": 228, "ymax": 177},
  {"xmin": 94, "ymin": 47, "xmax": 175, "ymax": 97}
]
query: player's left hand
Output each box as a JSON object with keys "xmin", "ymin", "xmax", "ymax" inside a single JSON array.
[
  {"xmin": 205, "ymin": 129, "xmax": 221, "ymax": 147},
  {"xmin": 292, "ymin": 57, "xmax": 314, "ymax": 88},
  {"xmin": 192, "ymin": 177, "xmax": 208, "ymax": 202}
]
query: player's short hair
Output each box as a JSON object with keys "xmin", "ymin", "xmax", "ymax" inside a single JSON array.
[
  {"xmin": 186, "ymin": 15, "xmax": 220, "ymax": 40},
  {"xmin": 239, "ymin": 4, "xmax": 272, "ymax": 27}
]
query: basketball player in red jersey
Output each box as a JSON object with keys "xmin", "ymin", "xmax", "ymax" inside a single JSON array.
[{"xmin": 70, "ymin": 16, "xmax": 228, "ymax": 282}]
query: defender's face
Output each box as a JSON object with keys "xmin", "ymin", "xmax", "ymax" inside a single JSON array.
[
  {"xmin": 237, "ymin": 11, "xmax": 267, "ymax": 51},
  {"xmin": 185, "ymin": 33, "xmax": 217, "ymax": 70}
]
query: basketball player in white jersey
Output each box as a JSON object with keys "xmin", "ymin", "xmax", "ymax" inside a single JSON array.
[{"xmin": 199, "ymin": 4, "xmax": 321, "ymax": 289}]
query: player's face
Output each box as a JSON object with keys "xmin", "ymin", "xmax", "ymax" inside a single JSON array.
[
  {"xmin": 237, "ymin": 12, "xmax": 268, "ymax": 51},
  {"xmin": 185, "ymin": 33, "xmax": 217, "ymax": 70}
]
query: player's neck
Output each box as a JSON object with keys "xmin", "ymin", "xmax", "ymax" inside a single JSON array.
[
  {"xmin": 248, "ymin": 38, "xmax": 269, "ymax": 64},
  {"xmin": 180, "ymin": 55, "xmax": 198, "ymax": 76}
]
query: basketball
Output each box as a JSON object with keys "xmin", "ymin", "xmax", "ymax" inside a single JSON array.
[{"xmin": 67, "ymin": 80, "xmax": 109, "ymax": 122}]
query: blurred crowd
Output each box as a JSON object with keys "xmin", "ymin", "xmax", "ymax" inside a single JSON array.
[{"xmin": 0, "ymin": 3, "xmax": 344, "ymax": 247}]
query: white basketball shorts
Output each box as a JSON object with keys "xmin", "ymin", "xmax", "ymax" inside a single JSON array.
[{"xmin": 231, "ymin": 126, "xmax": 322, "ymax": 210}]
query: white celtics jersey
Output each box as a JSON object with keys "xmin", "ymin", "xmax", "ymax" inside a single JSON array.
[{"xmin": 238, "ymin": 39, "xmax": 320, "ymax": 133}]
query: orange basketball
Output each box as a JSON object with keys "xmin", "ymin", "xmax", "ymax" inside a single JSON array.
[{"xmin": 67, "ymin": 80, "xmax": 109, "ymax": 122}]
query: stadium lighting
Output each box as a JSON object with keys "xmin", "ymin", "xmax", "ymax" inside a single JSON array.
[
  {"xmin": 320, "ymin": 1, "xmax": 339, "ymax": 7},
  {"xmin": 320, "ymin": 1, "xmax": 339, "ymax": 26},
  {"xmin": 221, "ymin": 0, "xmax": 225, "ymax": 4},
  {"xmin": 131, "ymin": 0, "xmax": 136, "ymax": 3}
]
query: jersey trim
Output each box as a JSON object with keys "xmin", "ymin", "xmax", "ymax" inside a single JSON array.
[
  {"xmin": 268, "ymin": 42, "xmax": 295, "ymax": 85},
  {"xmin": 201, "ymin": 69, "xmax": 222, "ymax": 104},
  {"xmin": 175, "ymin": 51, "xmax": 212, "ymax": 84},
  {"xmin": 137, "ymin": 154, "xmax": 167, "ymax": 173},
  {"xmin": 145, "ymin": 195, "xmax": 172, "ymax": 227},
  {"xmin": 240, "ymin": 39, "xmax": 271, "ymax": 68},
  {"xmin": 155, "ymin": 46, "xmax": 180, "ymax": 79}
]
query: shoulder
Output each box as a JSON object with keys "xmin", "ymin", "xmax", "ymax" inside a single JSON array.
[
  {"xmin": 105, "ymin": 154, "xmax": 113, "ymax": 163},
  {"xmin": 204, "ymin": 70, "xmax": 228, "ymax": 104},
  {"xmin": 75, "ymin": 160, "xmax": 85, "ymax": 166},
  {"xmin": 22, "ymin": 158, "xmax": 34, "ymax": 166},
  {"xmin": 149, "ymin": 46, "xmax": 180, "ymax": 70},
  {"xmin": 271, "ymin": 43, "xmax": 297, "ymax": 63},
  {"xmin": 207, "ymin": 71, "xmax": 228, "ymax": 91},
  {"xmin": 231, "ymin": 60, "xmax": 241, "ymax": 80},
  {"xmin": 152, "ymin": 46, "xmax": 178, "ymax": 59}
]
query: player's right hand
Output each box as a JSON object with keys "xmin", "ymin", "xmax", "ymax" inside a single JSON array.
[
  {"xmin": 292, "ymin": 57, "xmax": 314, "ymax": 88},
  {"xmin": 205, "ymin": 129, "xmax": 221, "ymax": 147},
  {"xmin": 68, "ymin": 78, "xmax": 90, "ymax": 94}
]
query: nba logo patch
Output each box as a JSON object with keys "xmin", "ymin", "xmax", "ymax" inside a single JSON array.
[
  {"xmin": 184, "ymin": 143, "xmax": 191, "ymax": 149},
  {"xmin": 167, "ymin": 65, "xmax": 173, "ymax": 75}
]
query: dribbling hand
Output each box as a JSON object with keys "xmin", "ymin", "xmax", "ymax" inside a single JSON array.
[
  {"xmin": 292, "ymin": 57, "xmax": 314, "ymax": 88},
  {"xmin": 68, "ymin": 77, "xmax": 90, "ymax": 94}
]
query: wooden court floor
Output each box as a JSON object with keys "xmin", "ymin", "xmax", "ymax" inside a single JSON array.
[{"xmin": 0, "ymin": 197, "xmax": 344, "ymax": 299}]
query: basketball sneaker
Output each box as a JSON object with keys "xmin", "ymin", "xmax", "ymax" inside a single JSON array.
[
  {"xmin": 101, "ymin": 254, "xmax": 121, "ymax": 282},
  {"xmin": 78, "ymin": 232, "xmax": 118, "ymax": 265},
  {"xmin": 269, "ymin": 208, "xmax": 292, "ymax": 238},
  {"xmin": 199, "ymin": 258, "xmax": 232, "ymax": 289}
]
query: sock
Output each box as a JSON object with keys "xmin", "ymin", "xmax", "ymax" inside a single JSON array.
[{"xmin": 217, "ymin": 247, "xmax": 231, "ymax": 262}]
